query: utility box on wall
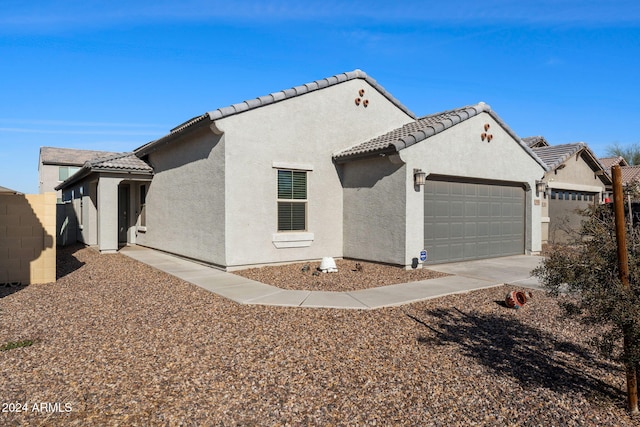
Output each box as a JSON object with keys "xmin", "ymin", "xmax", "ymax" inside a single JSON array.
[{"xmin": 0, "ymin": 190, "xmax": 56, "ymax": 285}]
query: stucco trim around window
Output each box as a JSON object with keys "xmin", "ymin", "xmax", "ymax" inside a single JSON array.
[
  {"xmin": 272, "ymin": 232, "xmax": 314, "ymax": 248},
  {"xmin": 272, "ymin": 161, "xmax": 314, "ymax": 171}
]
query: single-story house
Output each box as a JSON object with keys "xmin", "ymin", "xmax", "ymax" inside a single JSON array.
[
  {"xmin": 57, "ymin": 70, "xmax": 547, "ymax": 269},
  {"xmin": 525, "ymin": 138, "xmax": 611, "ymax": 244}
]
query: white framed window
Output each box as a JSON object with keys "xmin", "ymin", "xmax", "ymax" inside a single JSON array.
[
  {"xmin": 277, "ymin": 170, "xmax": 307, "ymax": 231},
  {"xmin": 58, "ymin": 166, "xmax": 80, "ymax": 182}
]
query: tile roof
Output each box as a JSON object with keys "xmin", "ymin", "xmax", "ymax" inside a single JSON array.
[
  {"xmin": 40, "ymin": 147, "xmax": 117, "ymax": 166},
  {"xmin": 332, "ymin": 102, "xmax": 547, "ymax": 171},
  {"xmin": 532, "ymin": 143, "xmax": 587, "ymax": 170},
  {"xmin": 333, "ymin": 103, "xmax": 492, "ymax": 160},
  {"xmin": 619, "ymin": 166, "xmax": 640, "ymax": 185},
  {"xmin": 532, "ymin": 142, "xmax": 611, "ymax": 184},
  {"xmin": 522, "ymin": 136, "xmax": 549, "ymax": 148},
  {"xmin": 87, "ymin": 152, "xmax": 153, "ymax": 172},
  {"xmin": 55, "ymin": 153, "xmax": 152, "ymax": 190},
  {"xmin": 599, "ymin": 156, "xmax": 629, "ymax": 170},
  {"xmin": 136, "ymin": 69, "xmax": 416, "ymax": 156}
]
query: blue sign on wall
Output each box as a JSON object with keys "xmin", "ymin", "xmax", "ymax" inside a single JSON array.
[{"xmin": 419, "ymin": 250, "xmax": 427, "ymax": 262}]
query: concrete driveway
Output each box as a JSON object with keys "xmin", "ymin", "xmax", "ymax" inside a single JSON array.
[{"xmin": 427, "ymin": 255, "xmax": 545, "ymax": 290}]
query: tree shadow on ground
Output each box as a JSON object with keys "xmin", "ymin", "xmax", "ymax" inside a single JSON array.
[
  {"xmin": 408, "ymin": 307, "xmax": 623, "ymax": 402},
  {"xmin": 56, "ymin": 244, "xmax": 86, "ymax": 280}
]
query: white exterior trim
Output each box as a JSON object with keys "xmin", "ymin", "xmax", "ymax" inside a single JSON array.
[
  {"xmin": 272, "ymin": 232, "xmax": 315, "ymax": 248},
  {"xmin": 272, "ymin": 161, "xmax": 314, "ymax": 171}
]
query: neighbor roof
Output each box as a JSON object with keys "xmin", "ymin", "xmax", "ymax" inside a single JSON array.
[
  {"xmin": 599, "ymin": 156, "xmax": 629, "ymax": 170},
  {"xmin": 522, "ymin": 136, "xmax": 549, "ymax": 148},
  {"xmin": 55, "ymin": 152, "xmax": 153, "ymax": 190},
  {"xmin": 332, "ymin": 102, "xmax": 548, "ymax": 170},
  {"xmin": 135, "ymin": 69, "xmax": 416, "ymax": 157},
  {"xmin": 39, "ymin": 147, "xmax": 117, "ymax": 167},
  {"xmin": 619, "ymin": 166, "xmax": 640, "ymax": 185},
  {"xmin": 532, "ymin": 142, "xmax": 611, "ymax": 184},
  {"xmin": 0, "ymin": 185, "xmax": 20, "ymax": 194}
]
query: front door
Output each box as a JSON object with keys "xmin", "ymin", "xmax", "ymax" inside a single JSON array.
[{"xmin": 118, "ymin": 185, "xmax": 130, "ymax": 244}]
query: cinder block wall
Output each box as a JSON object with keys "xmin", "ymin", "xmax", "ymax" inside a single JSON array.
[{"xmin": 0, "ymin": 192, "xmax": 56, "ymax": 285}]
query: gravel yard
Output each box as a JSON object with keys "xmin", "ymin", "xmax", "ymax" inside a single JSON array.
[
  {"xmin": 233, "ymin": 259, "xmax": 451, "ymax": 291},
  {"xmin": 1, "ymin": 245, "xmax": 638, "ymax": 426}
]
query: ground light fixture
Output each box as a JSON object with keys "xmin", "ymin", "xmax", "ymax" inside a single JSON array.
[{"xmin": 414, "ymin": 169, "xmax": 426, "ymax": 187}]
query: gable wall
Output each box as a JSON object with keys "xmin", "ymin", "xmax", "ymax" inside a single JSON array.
[
  {"xmin": 215, "ymin": 79, "xmax": 414, "ymax": 269},
  {"xmin": 543, "ymin": 152, "xmax": 607, "ymax": 193},
  {"xmin": 399, "ymin": 113, "xmax": 546, "ymax": 264}
]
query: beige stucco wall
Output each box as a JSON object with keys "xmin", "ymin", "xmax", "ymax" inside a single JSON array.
[
  {"xmin": 216, "ymin": 78, "xmax": 414, "ymax": 269},
  {"xmin": 398, "ymin": 112, "xmax": 546, "ymax": 265},
  {"xmin": 0, "ymin": 192, "xmax": 56, "ymax": 284},
  {"xmin": 540, "ymin": 151, "xmax": 608, "ymax": 243}
]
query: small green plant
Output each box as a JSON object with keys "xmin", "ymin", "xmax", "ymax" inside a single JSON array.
[{"xmin": 0, "ymin": 339, "xmax": 35, "ymax": 351}]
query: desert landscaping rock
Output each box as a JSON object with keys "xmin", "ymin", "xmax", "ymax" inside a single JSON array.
[
  {"xmin": 0, "ymin": 245, "xmax": 638, "ymax": 426},
  {"xmin": 233, "ymin": 259, "xmax": 451, "ymax": 292}
]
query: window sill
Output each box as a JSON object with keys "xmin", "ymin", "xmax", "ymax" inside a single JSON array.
[
  {"xmin": 137, "ymin": 226, "xmax": 147, "ymax": 233},
  {"xmin": 272, "ymin": 232, "xmax": 314, "ymax": 248}
]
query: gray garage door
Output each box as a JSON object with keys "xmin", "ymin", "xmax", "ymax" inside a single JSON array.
[{"xmin": 424, "ymin": 179, "xmax": 525, "ymax": 264}]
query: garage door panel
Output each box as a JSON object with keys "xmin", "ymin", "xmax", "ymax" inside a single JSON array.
[
  {"xmin": 434, "ymin": 201, "xmax": 449, "ymax": 217},
  {"xmin": 477, "ymin": 222, "xmax": 489, "ymax": 237},
  {"xmin": 465, "ymin": 183, "xmax": 478, "ymax": 196},
  {"xmin": 478, "ymin": 202, "xmax": 491, "ymax": 217},
  {"xmin": 465, "ymin": 202, "xmax": 477, "ymax": 217},
  {"xmin": 450, "ymin": 243, "xmax": 464, "ymax": 260},
  {"xmin": 424, "ymin": 179, "xmax": 525, "ymax": 264},
  {"xmin": 464, "ymin": 222, "xmax": 477, "ymax": 238},
  {"xmin": 435, "ymin": 223, "xmax": 450, "ymax": 239},
  {"xmin": 451, "ymin": 182, "xmax": 464, "ymax": 195}
]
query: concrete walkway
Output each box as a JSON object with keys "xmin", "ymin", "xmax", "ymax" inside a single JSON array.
[{"xmin": 120, "ymin": 246, "xmax": 544, "ymax": 310}]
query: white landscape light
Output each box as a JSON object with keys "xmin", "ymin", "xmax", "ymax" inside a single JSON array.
[{"xmin": 414, "ymin": 169, "xmax": 426, "ymax": 186}]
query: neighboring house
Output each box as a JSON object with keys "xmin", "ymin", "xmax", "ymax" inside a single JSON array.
[
  {"xmin": 530, "ymin": 142, "xmax": 611, "ymax": 244},
  {"xmin": 598, "ymin": 156, "xmax": 630, "ymax": 200},
  {"xmin": 523, "ymin": 135, "xmax": 550, "ymax": 149},
  {"xmin": 57, "ymin": 69, "xmax": 547, "ymax": 269},
  {"xmin": 599, "ymin": 156, "xmax": 629, "ymax": 173},
  {"xmin": 39, "ymin": 147, "xmax": 117, "ymax": 203}
]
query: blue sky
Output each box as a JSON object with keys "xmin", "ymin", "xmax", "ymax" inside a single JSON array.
[{"xmin": 1, "ymin": 0, "xmax": 639, "ymax": 193}]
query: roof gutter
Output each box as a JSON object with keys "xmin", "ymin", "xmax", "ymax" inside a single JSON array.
[{"xmin": 333, "ymin": 146, "xmax": 399, "ymax": 164}]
